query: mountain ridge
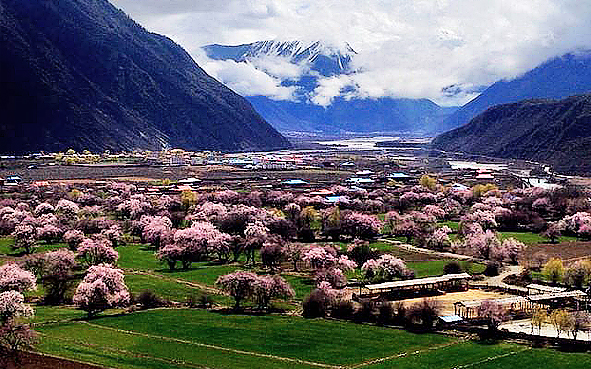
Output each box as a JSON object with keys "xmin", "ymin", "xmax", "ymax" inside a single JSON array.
[
  {"xmin": 204, "ymin": 40, "xmax": 356, "ymax": 77},
  {"xmin": 0, "ymin": 0, "xmax": 290, "ymax": 154},
  {"xmin": 204, "ymin": 40, "xmax": 457, "ymax": 135},
  {"xmin": 431, "ymin": 94, "xmax": 591, "ymax": 174},
  {"xmin": 439, "ymin": 51, "xmax": 591, "ymax": 131}
]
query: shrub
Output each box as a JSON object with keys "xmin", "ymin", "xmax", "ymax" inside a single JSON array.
[
  {"xmin": 73, "ymin": 264, "xmax": 130, "ymax": 317},
  {"xmin": 377, "ymin": 302, "xmax": 396, "ymax": 326},
  {"xmin": 215, "ymin": 271, "xmax": 257, "ymax": 310},
  {"xmin": 64, "ymin": 230, "xmax": 85, "ymax": 250},
  {"xmin": 302, "ymin": 286, "xmax": 335, "ymax": 318},
  {"xmin": 0, "ymin": 291, "xmax": 34, "ymax": 323},
  {"xmin": 483, "ymin": 261, "xmax": 500, "ymax": 277},
  {"xmin": 542, "ymin": 258, "xmax": 564, "ymax": 284},
  {"xmin": 137, "ymin": 290, "xmax": 163, "ymax": 310},
  {"xmin": 565, "ymin": 261, "xmax": 591, "ymax": 289},
  {"xmin": 405, "ymin": 299, "xmax": 439, "ymax": 330},
  {"xmin": 394, "ymin": 301, "xmax": 407, "ymax": 325},
  {"xmin": 157, "ymin": 244, "xmax": 184, "ymax": 270},
  {"xmin": 0, "ymin": 321, "xmax": 37, "ymax": 369},
  {"xmin": 260, "ymin": 241, "xmax": 285, "ymax": 272},
  {"xmin": 39, "ymin": 249, "xmax": 77, "ymax": 304},
  {"xmin": 186, "ymin": 293, "xmax": 215, "ymax": 309},
  {"xmin": 252, "ymin": 275, "xmax": 295, "ymax": 310},
  {"xmin": 0, "ymin": 264, "xmax": 37, "ymax": 294},
  {"xmin": 37, "ymin": 224, "xmax": 64, "ymax": 244},
  {"xmin": 353, "ymin": 299, "xmax": 376, "ymax": 323},
  {"xmin": 347, "ymin": 239, "xmax": 379, "ymax": 266},
  {"xmin": 361, "ymin": 255, "xmax": 411, "ymax": 283},
  {"xmin": 478, "ymin": 300, "xmax": 506, "ymax": 330},
  {"xmin": 315, "ymin": 268, "xmax": 347, "ymax": 288},
  {"xmin": 12, "ymin": 224, "xmax": 37, "ymax": 254},
  {"xmin": 76, "ymin": 238, "xmax": 119, "ymax": 267},
  {"xmin": 331, "ymin": 299, "xmax": 355, "ymax": 320},
  {"xmin": 342, "ymin": 211, "xmax": 382, "ymax": 240},
  {"xmin": 443, "ymin": 261, "xmax": 462, "ymax": 275},
  {"xmin": 197, "ymin": 294, "xmax": 214, "ymax": 309}
]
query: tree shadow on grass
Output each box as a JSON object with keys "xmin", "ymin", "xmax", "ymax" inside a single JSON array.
[{"xmin": 213, "ymin": 306, "xmax": 287, "ymax": 317}]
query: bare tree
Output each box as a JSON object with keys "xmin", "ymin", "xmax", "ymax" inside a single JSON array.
[
  {"xmin": 569, "ymin": 311, "xmax": 591, "ymax": 340},
  {"xmin": 531, "ymin": 308, "xmax": 547, "ymax": 335}
]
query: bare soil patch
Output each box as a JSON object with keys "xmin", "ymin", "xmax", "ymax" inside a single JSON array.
[
  {"xmin": 7, "ymin": 351, "xmax": 108, "ymax": 369},
  {"xmin": 524, "ymin": 241, "xmax": 591, "ymax": 263},
  {"xmin": 398, "ymin": 289, "xmax": 510, "ymax": 315}
]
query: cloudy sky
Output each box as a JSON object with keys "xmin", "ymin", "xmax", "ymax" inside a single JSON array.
[{"xmin": 110, "ymin": 0, "xmax": 591, "ymax": 106}]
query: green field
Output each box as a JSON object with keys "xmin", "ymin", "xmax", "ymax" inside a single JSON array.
[
  {"xmin": 408, "ymin": 260, "xmax": 485, "ymax": 278},
  {"xmin": 118, "ymin": 244, "xmax": 163, "ymax": 271},
  {"xmin": 498, "ymin": 232, "xmax": 577, "ymax": 244},
  {"xmin": 282, "ymin": 274, "xmax": 314, "ymax": 300},
  {"xmin": 440, "ymin": 221, "xmax": 460, "ymax": 231},
  {"xmin": 36, "ymin": 308, "xmax": 453, "ymax": 369},
  {"xmin": 34, "ymin": 308, "xmax": 591, "ymax": 369},
  {"xmin": 0, "ymin": 237, "xmax": 68, "ymax": 257},
  {"xmin": 124, "ymin": 273, "xmax": 231, "ymax": 305},
  {"xmin": 0, "ymin": 237, "xmax": 12, "ymax": 255}
]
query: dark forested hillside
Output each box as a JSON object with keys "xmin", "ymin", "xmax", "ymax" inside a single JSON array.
[
  {"xmin": 432, "ymin": 95, "xmax": 591, "ymax": 174},
  {"xmin": 0, "ymin": 0, "xmax": 290, "ymax": 153}
]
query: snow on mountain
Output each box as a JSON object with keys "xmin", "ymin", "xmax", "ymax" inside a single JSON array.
[
  {"xmin": 204, "ymin": 40, "xmax": 356, "ymax": 77},
  {"xmin": 202, "ymin": 40, "xmax": 456, "ymax": 135}
]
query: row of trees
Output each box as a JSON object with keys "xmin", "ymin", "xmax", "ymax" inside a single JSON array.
[
  {"xmin": 215, "ymin": 271, "xmax": 294, "ymax": 310},
  {"xmin": 541, "ymin": 258, "xmax": 591, "ymax": 287},
  {"xmin": 531, "ymin": 309, "xmax": 591, "ymax": 339},
  {"xmin": 0, "ymin": 263, "xmax": 37, "ymax": 366}
]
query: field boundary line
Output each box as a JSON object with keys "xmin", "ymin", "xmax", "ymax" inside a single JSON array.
[
  {"xmin": 37, "ymin": 331, "xmax": 211, "ymax": 369},
  {"xmin": 454, "ymin": 347, "xmax": 532, "ymax": 368},
  {"xmin": 378, "ymin": 238, "xmax": 478, "ymax": 261},
  {"xmin": 82, "ymin": 321, "xmax": 341, "ymax": 369},
  {"xmin": 126, "ymin": 270, "xmax": 225, "ymax": 295},
  {"xmin": 349, "ymin": 339, "xmax": 465, "ymax": 368}
]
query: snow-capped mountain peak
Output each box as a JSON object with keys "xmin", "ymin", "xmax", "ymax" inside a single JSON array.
[{"xmin": 203, "ymin": 40, "xmax": 356, "ymax": 76}]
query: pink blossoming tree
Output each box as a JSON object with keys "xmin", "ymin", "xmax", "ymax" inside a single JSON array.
[
  {"xmin": 77, "ymin": 238, "xmax": 119, "ymax": 267},
  {"xmin": 0, "ymin": 264, "xmax": 36, "ymax": 293},
  {"xmin": 73, "ymin": 264, "xmax": 130, "ymax": 317}
]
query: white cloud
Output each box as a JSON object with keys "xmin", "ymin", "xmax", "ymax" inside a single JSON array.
[
  {"xmin": 309, "ymin": 75, "xmax": 355, "ymax": 106},
  {"xmin": 193, "ymin": 50, "xmax": 299, "ymax": 101},
  {"xmin": 110, "ymin": 0, "xmax": 591, "ymax": 106},
  {"xmin": 248, "ymin": 55, "xmax": 310, "ymax": 80}
]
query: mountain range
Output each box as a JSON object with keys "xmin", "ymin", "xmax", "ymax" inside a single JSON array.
[
  {"xmin": 205, "ymin": 41, "xmax": 591, "ymax": 137},
  {"xmin": 439, "ymin": 52, "xmax": 591, "ymax": 131},
  {"xmin": 0, "ymin": 0, "xmax": 290, "ymax": 154},
  {"xmin": 431, "ymin": 94, "xmax": 591, "ymax": 174},
  {"xmin": 204, "ymin": 40, "xmax": 457, "ymax": 136}
]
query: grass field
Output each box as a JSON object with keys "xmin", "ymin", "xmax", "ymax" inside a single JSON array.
[
  {"xmin": 33, "ymin": 308, "xmax": 591, "ymax": 369},
  {"xmin": 35, "ymin": 308, "xmax": 454, "ymax": 368},
  {"xmin": 498, "ymin": 232, "xmax": 577, "ymax": 245},
  {"xmin": 0, "ymin": 237, "xmax": 68, "ymax": 257},
  {"xmin": 117, "ymin": 244, "xmax": 163, "ymax": 271},
  {"xmin": 440, "ymin": 221, "xmax": 460, "ymax": 231},
  {"xmin": 408, "ymin": 260, "xmax": 485, "ymax": 278},
  {"xmin": 124, "ymin": 273, "xmax": 231, "ymax": 305}
]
